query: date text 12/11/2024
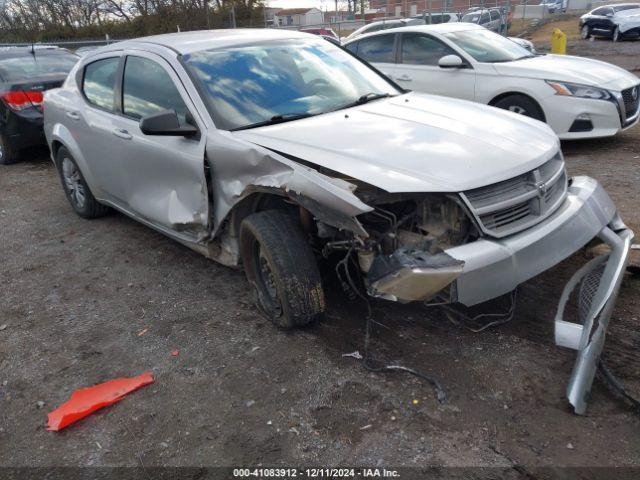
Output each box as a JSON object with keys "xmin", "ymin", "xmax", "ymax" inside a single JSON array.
[{"xmin": 233, "ymin": 468, "xmax": 401, "ymax": 478}]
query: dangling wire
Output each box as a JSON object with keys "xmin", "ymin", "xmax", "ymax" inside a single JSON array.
[
  {"xmin": 336, "ymin": 248, "xmax": 447, "ymax": 404},
  {"xmin": 437, "ymin": 289, "xmax": 518, "ymax": 333}
]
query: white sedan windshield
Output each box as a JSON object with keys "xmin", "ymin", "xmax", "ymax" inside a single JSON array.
[
  {"xmin": 184, "ymin": 38, "xmax": 399, "ymax": 130},
  {"xmin": 444, "ymin": 29, "xmax": 535, "ymax": 63}
]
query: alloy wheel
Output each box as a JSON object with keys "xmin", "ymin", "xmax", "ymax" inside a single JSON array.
[
  {"xmin": 62, "ymin": 158, "xmax": 86, "ymax": 209},
  {"xmin": 508, "ymin": 105, "xmax": 527, "ymax": 115}
]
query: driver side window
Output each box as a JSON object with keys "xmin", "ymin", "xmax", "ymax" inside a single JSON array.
[
  {"xmin": 400, "ymin": 33, "xmax": 457, "ymax": 66},
  {"xmin": 122, "ymin": 56, "xmax": 190, "ymax": 123}
]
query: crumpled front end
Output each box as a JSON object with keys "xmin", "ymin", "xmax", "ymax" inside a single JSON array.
[
  {"xmin": 355, "ymin": 170, "xmax": 632, "ymax": 414},
  {"xmin": 555, "ymin": 221, "xmax": 633, "ymax": 414}
]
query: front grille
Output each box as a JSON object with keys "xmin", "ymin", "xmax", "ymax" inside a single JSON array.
[
  {"xmin": 622, "ymin": 85, "xmax": 640, "ymax": 123},
  {"xmin": 461, "ymin": 154, "xmax": 568, "ymax": 238}
]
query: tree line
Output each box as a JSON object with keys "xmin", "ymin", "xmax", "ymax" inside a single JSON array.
[{"xmin": 0, "ymin": 0, "xmax": 267, "ymax": 42}]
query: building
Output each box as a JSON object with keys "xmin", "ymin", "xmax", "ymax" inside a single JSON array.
[
  {"xmin": 264, "ymin": 7, "xmax": 282, "ymax": 26},
  {"xmin": 273, "ymin": 8, "xmax": 324, "ymax": 27},
  {"xmin": 368, "ymin": 0, "xmax": 472, "ymax": 17}
]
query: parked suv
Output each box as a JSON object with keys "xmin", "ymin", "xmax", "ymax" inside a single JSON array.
[
  {"xmin": 461, "ymin": 7, "xmax": 504, "ymax": 32},
  {"xmin": 44, "ymin": 29, "xmax": 633, "ymax": 414},
  {"xmin": 0, "ymin": 46, "xmax": 78, "ymax": 164}
]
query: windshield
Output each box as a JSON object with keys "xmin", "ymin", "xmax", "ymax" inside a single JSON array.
[
  {"xmin": 0, "ymin": 52, "xmax": 78, "ymax": 82},
  {"xmin": 461, "ymin": 13, "xmax": 481, "ymax": 22},
  {"xmin": 184, "ymin": 38, "xmax": 399, "ymax": 131},
  {"xmin": 444, "ymin": 29, "xmax": 535, "ymax": 63},
  {"xmin": 616, "ymin": 5, "xmax": 640, "ymax": 12}
]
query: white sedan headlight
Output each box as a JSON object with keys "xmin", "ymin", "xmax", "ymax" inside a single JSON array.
[{"xmin": 546, "ymin": 81, "xmax": 611, "ymax": 100}]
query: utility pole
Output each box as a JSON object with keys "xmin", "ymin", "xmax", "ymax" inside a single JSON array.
[{"xmin": 205, "ymin": 0, "xmax": 211, "ymax": 29}]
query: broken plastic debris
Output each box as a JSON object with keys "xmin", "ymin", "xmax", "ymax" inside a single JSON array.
[
  {"xmin": 171, "ymin": 350, "xmax": 179, "ymax": 357},
  {"xmin": 342, "ymin": 351, "xmax": 363, "ymax": 360},
  {"xmin": 137, "ymin": 328, "xmax": 149, "ymax": 337},
  {"xmin": 46, "ymin": 373, "xmax": 154, "ymax": 431}
]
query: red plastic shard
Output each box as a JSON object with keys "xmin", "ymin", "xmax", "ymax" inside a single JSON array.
[
  {"xmin": 46, "ymin": 372, "xmax": 154, "ymax": 431},
  {"xmin": 171, "ymin": 350, "xmax": 179, "ymax": 357}
]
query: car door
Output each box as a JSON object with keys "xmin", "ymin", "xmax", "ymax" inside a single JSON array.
[
  {"xmin": 348, "ymin": 33, "xmax": 398, "ymax": 79},
  {"xmin": 393, "ymin": 32, "xmax": 476, "ymax": 101},
  {"xmin": 74, "ymin": 54, "xmax": 126, "ymax": 201},
  {"xmin": 489, "ymin": 10, "xmax": 502, "ymax": 32},
  {"xmin": 108, "ymin": 52, "xmax": 208, "ymax": 234},
  {"xmin": 589, "ymin": 7, "xmax": 614, "ymax": 33}
]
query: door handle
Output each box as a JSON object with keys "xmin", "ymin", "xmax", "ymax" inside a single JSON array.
[
  {"xmin": 396, "ymin": 76, "xmax": 412, "ymax": 82},
  {"xmin": 112, "ymin": 128, "xmax": 132, "ymax": 140},
  {"xmin": 65, "ymin": 111, "xmax": 80, "ymax": 120}
]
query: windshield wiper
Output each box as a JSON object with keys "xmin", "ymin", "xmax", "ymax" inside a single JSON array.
[
  {"xmin": 331, "ymin": 92, "xmax": 394, "ymax": 112},
  {"xmin": 231, "ymin": 112, "xmax": 316, "ymax": 131},
  {"xmin": 491, "ymin": 55, "xmax": 535, "ymax": 63}
]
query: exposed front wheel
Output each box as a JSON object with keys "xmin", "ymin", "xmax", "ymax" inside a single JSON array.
[
  {"xmin": 612, "ymin": 27, "xmax": 621, "ymax": 42},
  {"xmin": 240, "ymin": 210, "xmax": 326, "ymax": 329},
  {"xmin": 581, "ymin": 25, "xmax": 591, "ymax": 39},
  {"xmin": 493, "ymin": 94, "xmax": 545, "ymax": 122},
  {"xmin": 56, "ymin": 147, "xmax": 110, "ymax": 219}
]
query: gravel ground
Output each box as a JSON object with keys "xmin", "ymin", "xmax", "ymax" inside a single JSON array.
[{"xmin": 1, "ymin": 38, "xmax": 639, "ymax": 477}]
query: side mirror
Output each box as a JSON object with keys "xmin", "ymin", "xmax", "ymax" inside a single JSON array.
[
  {"xmin": 438, "ymin": 54, "xmax": 464, "ymax": 69},
  {"xmin": 139, "ymin": 110, "xmax": 198, "ymax": 137}
]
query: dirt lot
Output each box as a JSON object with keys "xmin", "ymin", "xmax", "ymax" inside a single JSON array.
[{"xmin": 1, "ymin": 38, "xmax": 640, "ymax": 478}]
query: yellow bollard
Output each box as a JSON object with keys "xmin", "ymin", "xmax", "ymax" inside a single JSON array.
[{"xmin": 551, "ymin": 28, "xmax": 567, "ymax": 54}]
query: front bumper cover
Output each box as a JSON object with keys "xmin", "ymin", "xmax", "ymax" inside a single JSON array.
[
  {"xmin": 446, "ymin": 176, "xmax": 617, "ymax": 307},
  {"xmin": 367, "ymin": 176, "xmax": 633, "ymax": 414}
]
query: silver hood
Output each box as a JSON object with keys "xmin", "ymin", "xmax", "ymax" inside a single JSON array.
[
  {"xmin": 492, "ymin": 54, "xmax": 639, "ymax": 91},
  {"xmin": 234, "ymin": 93, "xmax": 559, "ymax": 193}
]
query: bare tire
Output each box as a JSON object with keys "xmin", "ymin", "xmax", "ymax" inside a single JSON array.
[
  {"xmin": 581, "ymin": 25, "xmax": 591, "ymax": 39},
  {"xmin": 240, "ymin": 210, "xmax": 326, "ymax": 328},
  {"xmin": 0, "ymin": 134, "xmax": 19, "ymax": 165},
  {"xmin": 56, "ymin": 147, "xmax": 110, "ymax": 219},
  {"xmin": 493, "ymin": 94, "xmax": 545, "ymax": 122}
]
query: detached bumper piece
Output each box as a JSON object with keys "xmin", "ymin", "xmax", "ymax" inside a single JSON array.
[
  {"xmin": 367, "ymin": 249, "xmax": 464, "ymax": 303},
  {"xmin": 555, "ymin": 225, "xmax": 634, "ymax": 415}
]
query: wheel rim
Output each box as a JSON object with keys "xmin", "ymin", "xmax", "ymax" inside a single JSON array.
[
  {"xmin": 254, "ymin": 243, "xmax": 282, "ymax": 317},
  {"xmin": 61, "ymin": 158, "xmax": 86, "ymax": 209},
  {"xmin": 508, "ymin": 105, "xmax": 527, "ymax": 115},
  {"xmin": 613, "ymin": 29, "xmax": 619, "ymax": 41},
  {"xmin": 581, "ymin": 26, "xmax": 589, "ymax": 38}
]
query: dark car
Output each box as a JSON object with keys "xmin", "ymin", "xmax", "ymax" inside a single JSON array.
[
  {"xmin": 300, "ymin": 27, "xmax": 339, "ymax": 39},
  {"xmin": 579, "ymin": 3, "xmax": 640, "ymax": 41},
  {"xmin": 0, "ymin": 47, "xmax": 78, "ymax": 164}
]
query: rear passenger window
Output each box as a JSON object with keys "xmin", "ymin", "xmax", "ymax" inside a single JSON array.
[
  {"xmin": 83, "ymin": 57, "xmax": 119, "ymax": 111},
  {"xmin": 481, "ymin": 12, "xmax": 491, "ymax": 23},
  {"xmin": 122, "ymin": 56, "xmax": 189, "ymax": 122},
  {"xmin": 356, "ymin": 34, "xmax": 396, "ymax": 63},
  {"xmin": 490, "ymin": 10, "xmax": 500, "ymax": 20}
]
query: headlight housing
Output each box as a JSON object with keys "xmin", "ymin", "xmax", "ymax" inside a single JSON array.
[{"xmin": 546, "ymin": 81, "xmax": 612, "ymax": 100}]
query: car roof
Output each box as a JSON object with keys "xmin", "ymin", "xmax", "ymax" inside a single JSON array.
[
  {"xmin": 0, "ymin": 46, "xmax": 75, "ymax": 59},
  {"xmin": 344, "ymin": 22, "xmax": 482, "ymax": 43},
  {"xmin": 113, "ymin": 28, "xmax": 315, "ymax": 55}
]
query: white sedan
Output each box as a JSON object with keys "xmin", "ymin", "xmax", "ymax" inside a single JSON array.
[{"xmin": 343, "ymin": 23, "xmax": 640, "ymax": 139}]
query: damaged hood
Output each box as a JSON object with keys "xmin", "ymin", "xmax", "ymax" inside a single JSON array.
[
  {"xmin": 492, "ymin": 55, "xmax": 639, "ymax": 91},
  {"xmin": 233, "ymin": 93, "xmax": 559, "ymax": 193},
  {"xmin": 617, "ymin": 8, "xmax": 640, "ymax": 32}
]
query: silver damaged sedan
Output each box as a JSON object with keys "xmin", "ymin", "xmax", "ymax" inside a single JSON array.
[{"xmin": 44, "ymin": 29, "xmax": 634, "ymax": 414}]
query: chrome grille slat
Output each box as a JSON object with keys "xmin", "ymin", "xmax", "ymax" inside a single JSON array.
[
  {"xmin": 461, "ymin": 154, "xmax": 568, "ymax": 238},
  {"xmin": 622, "ymin": 85, "xmax": 640, "ymax": 122}
]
